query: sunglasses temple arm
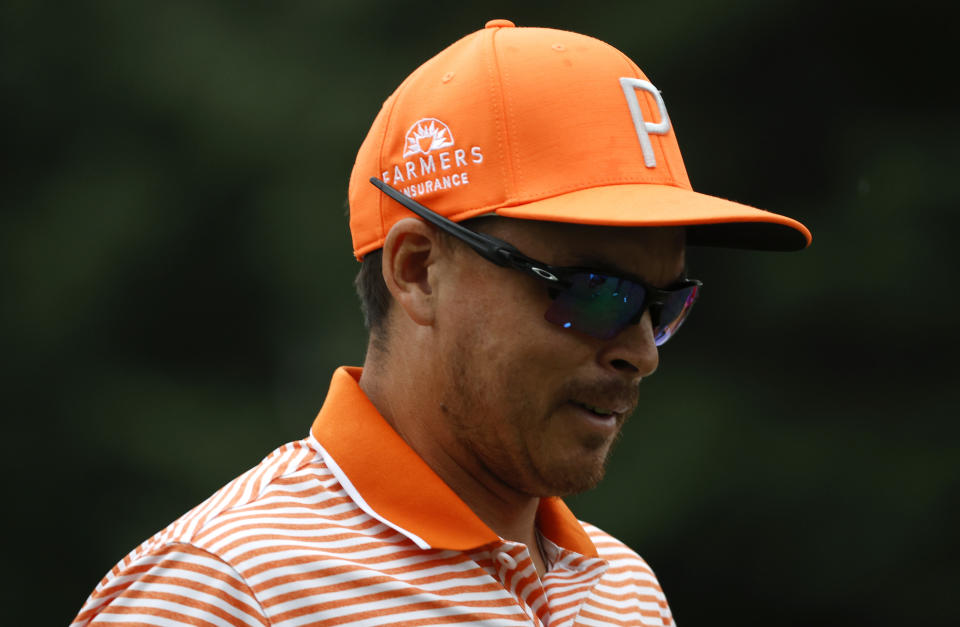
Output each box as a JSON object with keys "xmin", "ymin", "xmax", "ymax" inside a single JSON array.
[{"xmin": 369, "ymin": 177, "xmax": 524, "ymax": 268}]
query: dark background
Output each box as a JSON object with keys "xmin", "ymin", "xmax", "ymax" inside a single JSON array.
[{"xmin": 3, "ymin": 1, "xmax": 958, "ymax": 624}]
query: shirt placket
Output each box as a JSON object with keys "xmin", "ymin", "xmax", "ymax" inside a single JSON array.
[
  {"xmin": 539, "ymin": 539, "xmax": 609, "ymax": 627},
  {"xmin": 487, "ymin": 540, "xmax": 553, "ymax": 626}
]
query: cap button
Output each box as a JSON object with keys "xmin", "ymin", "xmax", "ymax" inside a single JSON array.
[{"xmin": 485, "ymin": 19, "xmax": 515, "ymax": 29}]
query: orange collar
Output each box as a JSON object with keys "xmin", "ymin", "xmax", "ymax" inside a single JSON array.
[{"xmin": 310, "ymin": 367, "xmax": 598, "ymax": 557}]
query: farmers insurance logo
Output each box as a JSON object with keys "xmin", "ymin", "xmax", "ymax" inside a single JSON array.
[
  {"xmin": 381, "ymin": 117, "xmax": 484, "ymax": 199},
  {"xmin": 403, "ymin": 118, "xmax": 454, "ymax": 158}
]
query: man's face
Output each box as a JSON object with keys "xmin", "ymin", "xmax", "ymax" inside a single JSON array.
[{"xmin": 432, "ymin": 218, "xmax": 686, "ymax": 498}]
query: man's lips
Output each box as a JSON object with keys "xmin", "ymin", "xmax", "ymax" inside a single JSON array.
[
  {"xmin": 571, "ymin": 400, "xmax": 623, "ymax": 417},
  {"xmin": 569, "ymin": 399, "xmax": 634, "ymax": 420}
]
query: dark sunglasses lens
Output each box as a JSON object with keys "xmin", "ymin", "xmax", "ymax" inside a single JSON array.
[
  {"xmin": 652, "ymin": 284, "xmax": 699, "ymax": 346},
  {"xmin": 544, "ymin": 273, "xmax": 647, "ymax": 340}
]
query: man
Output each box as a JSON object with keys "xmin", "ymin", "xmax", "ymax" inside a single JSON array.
[{"xmin": 73, "ymin": 20, "xmax": 810, "ymax": 626}]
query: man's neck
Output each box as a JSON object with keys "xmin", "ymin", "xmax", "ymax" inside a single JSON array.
[{"xmin": 359, "ymin": 347, "xmax": 547, "ymax": 575}]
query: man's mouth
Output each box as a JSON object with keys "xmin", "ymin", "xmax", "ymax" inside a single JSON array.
[
  {"xmin": 571, "ymin": 401, "xmax": 618, "ymax": 418},
  {"xmin": 564, "ymin": 379, "xmax": 638, "ymax": 424}
]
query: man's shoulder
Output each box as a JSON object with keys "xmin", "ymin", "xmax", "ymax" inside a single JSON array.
[
  {"xmin": 171, "ymin": 439, "xmax": 326, "ymax": 538},
  {"xmin": 577, "ymin": 519, "xmax": 674, "ymax": 624},
  {"xmin": 73, "ymin": 438, "xmax": 331, "ymax": 626},
  {"xmin": 579, "ymin": 519, "xmax": 664, "ymax": 581},
  {"xmin": 128, "ymin": 438, "xmax": 329, "ymax": 553}
]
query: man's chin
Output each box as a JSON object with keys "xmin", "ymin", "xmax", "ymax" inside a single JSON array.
[{"xmin": 532, "ymin": 455, "xmax": 611, "ymax": 497}]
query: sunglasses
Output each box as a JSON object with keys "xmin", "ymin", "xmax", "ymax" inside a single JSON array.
[{"xmin": 370, "ymin": 178, "xmax": 702, "ymax": 345}]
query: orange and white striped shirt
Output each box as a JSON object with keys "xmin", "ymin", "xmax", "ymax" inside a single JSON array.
[{"xmin": 73, "ymin": 367, "xmax": 674, "ymax": 626}]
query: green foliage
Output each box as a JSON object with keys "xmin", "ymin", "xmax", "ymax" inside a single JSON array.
[{"xmin": 2, "ymin": 1, "xmax": 957, "ymax": 625}]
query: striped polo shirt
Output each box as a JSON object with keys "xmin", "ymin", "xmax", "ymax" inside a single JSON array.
[{"xmin": 73, "ymin": 367, "xmax": 674, "ymax": 626}]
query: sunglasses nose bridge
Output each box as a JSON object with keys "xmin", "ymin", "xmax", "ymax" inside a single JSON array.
[{"xmin": 625, "ymin": 289, "xmax": 659, "ymax": 326}]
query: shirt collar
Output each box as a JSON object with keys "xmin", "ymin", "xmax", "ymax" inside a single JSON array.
[{"xmin": 310, "ymin": 366, "xmax": 598, "ymax": 557}]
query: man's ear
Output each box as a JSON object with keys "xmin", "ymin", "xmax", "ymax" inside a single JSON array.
[{"xmin": 381, "ymin": 218, "xmax": 444, "ymax": 327}]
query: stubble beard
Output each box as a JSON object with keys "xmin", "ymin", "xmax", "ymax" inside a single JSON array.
[{"xmin": 441, "ymin": 336, "xmax": 628, "ymax": 498}]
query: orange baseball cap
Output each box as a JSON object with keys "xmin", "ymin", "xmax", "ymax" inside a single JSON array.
[{"xmin": 348, "ymin": 19, "xmax": 811, "ymax": 259}]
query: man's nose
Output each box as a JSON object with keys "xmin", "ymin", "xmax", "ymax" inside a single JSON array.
[{"xmin": 596, "ymin": 309, "xmax": 660, "ymax": 383}]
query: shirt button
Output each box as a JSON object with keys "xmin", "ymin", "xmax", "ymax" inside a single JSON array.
[{"xmin": 496, "ymin": 551, "xmax": 518, "ymax": 569}]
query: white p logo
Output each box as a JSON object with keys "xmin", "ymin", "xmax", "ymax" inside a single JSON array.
[{"xmin": 620, "ymin": 77, "xmax": 671, "ymax": 168}]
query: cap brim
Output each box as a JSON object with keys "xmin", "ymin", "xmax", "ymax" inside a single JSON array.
[{"xmin": 493, "ymin": 184, "xmax": 811, "ymax": 252}]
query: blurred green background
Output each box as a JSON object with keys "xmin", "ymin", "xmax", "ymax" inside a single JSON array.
[{"xmin": 3, "ymin": 1, "xmax": 958, "ymax": 624}]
